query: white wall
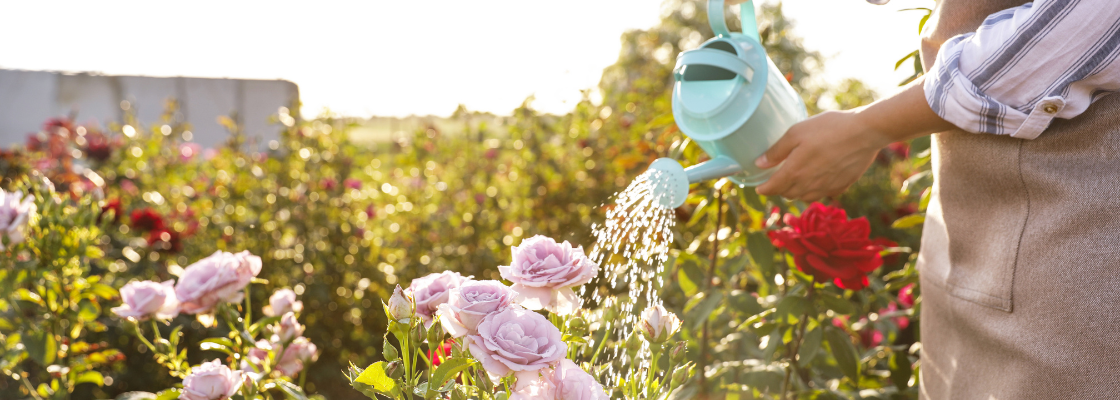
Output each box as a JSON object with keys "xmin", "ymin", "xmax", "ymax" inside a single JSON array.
[{"xmin": 0, "ymin": 69, "xmax": 298, "ymax": 147}]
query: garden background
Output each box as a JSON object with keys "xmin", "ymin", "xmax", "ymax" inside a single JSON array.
[{"xmin": 0, "ymin": 0, "xmax": 933, "ymax": 398}]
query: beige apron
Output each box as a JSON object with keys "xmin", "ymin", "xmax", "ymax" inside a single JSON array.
[{"xmin": 917, "ymin": 83, "xmax": 1120, "ymax": 398}]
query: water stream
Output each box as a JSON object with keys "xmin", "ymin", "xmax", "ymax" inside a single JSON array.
[{"xmin": 585, "ymin": 169, "xmax": 679, "ymax": 383}]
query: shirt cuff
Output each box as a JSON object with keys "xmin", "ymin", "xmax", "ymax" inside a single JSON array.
[{"xmin": 922, "ymin": 34, "xmax": 1063, "ymax": 139}]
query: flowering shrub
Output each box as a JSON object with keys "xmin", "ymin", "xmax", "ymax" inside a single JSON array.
[
  {"xmin": 347, "ymin": 237, "xmax": 692, "ymax": 400},
  {"xmin": 108, "ymin": 250, "xmax": 320, "ymax": 400}
]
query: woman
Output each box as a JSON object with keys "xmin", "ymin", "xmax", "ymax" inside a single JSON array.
[{"xmin": 732, "ymin": 0, "xmax": 1120, "ymax": 397}]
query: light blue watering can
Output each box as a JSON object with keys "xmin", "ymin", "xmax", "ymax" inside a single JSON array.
[{"xmin": 647, "ymin": 0, "xmax": 807, "ymax": 208}]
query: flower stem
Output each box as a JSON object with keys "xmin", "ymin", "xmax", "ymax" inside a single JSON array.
[
  {"xmin": 780, "ymin": 286, "xmax": 813, "ymax": 400},
  {"xmin": 697, "ymin": 186, "xmax": 724, "ymax": 395},
  {"xmin": 645, "ymin": 345, "xmax": 662, "ymax": 398},
  {"xmin": 244, "ymin": 285, "xmax": 252, "ymax": 333}
]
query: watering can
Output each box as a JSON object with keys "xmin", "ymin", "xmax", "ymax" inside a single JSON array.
[{"xmin": 647, "ymin": 0, "xmax": 807, "ymax": 209}]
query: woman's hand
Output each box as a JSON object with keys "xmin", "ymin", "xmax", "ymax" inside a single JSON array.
[
  {"xmin": 754, "ymin": 77, "xmax": 955, "ymax": 201},
  {"xmin": 754, "ymin": 111, "xmax": 888, "ymax": 201}
]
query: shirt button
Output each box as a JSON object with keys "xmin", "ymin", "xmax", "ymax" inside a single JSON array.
[{"xmin": 1043, "ymin": 104, "xmax": 1059, "ymax": 114}]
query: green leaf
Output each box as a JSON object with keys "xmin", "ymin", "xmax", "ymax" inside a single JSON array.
[
  {"xmin": 75, "ymin": 371, "xmax": 104, "ymax": 386},
  {"xmin": 747, "ymin": 231, "xmax": 775, "ymax": 277},
  {"xmin": 891, "ymin": 214, "xmax": 926, "ymax": 229},
  {"xmin": 115, "ymin": 391, "xmax": 157, "ymax": 400},
  {"xmin": 774, "ymin": 295, "xmax": 809, "ymax": 321},
  {"xmin": 275, "ymin": 380, "xmax": 310, "ymax": 400},
  {"xmin": 154, "ymin": 388, "xmax": 181, "ymax": 400},
  {"xmin": 90, "ymin": 283, "xmax": 118, "ymax": 300},
  {"xmin": 818, "ymin": 291, "xmax": 856, "ymax": 315},
  {"xmin": 430, "ymin": 358, "xmax": 475, "ymax": 390},
  {"xmin": 677, "ymin": 261, "xmax": 704, "ymax": 297},
  {"xmin": 24, "ymin": 330, "xmax": 57, "ymax": 365},
  {"xmin": 919, "ymin": 187, "xmax": 932, "ymax": 211},
  {"xmin": 687, "ymin": 292, "xmax": 724, "ymax": 330},
  {"xmin": 824, "ymin": 326, "xmax": 860, "ymax": 383},
  {"xmin": 894, "ymin": 50, "xmax": 919, "ymax": 71},
  {"xmin": 78, "ymin": 299, "xmax": 101, "ymax": 322},
  {"xmin": 249, "ymin": 316, "xmax": 282, "ymax": 335},
  {"xmin": 355, "ymin": 361, "xmax": 399, "ymax": 395},
  {"xmin": 199, "ymin": 337, "xmax": 235, "ymax": 352},
  {"xmin": 798, "ymin": 326, "xmax": 823, "ymax": 363},
  {"xmin": 889, "ymin": 351, "xmax": 913, "ymax": 390}
]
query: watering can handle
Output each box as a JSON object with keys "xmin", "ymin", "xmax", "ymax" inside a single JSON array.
[{"xmin": 708, "ymin": 0, "xmax": 760, "ymax": 42}]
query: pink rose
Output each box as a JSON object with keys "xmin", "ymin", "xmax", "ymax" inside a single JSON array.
[
  {"xmin": 175, "ymin": 251, "xmax": 262, "ymax": 315},
  {"xmin": 275, "ymin": 337, "xmax": 318, "ymax": 377},
  {"xmin": 407, "ymin": 271, "xmax": 470, "ymax": 327},
  {"xmin": 898, "ymin": 283, "xmax": 916, "ymax": 308},
  {"xmin": 111, "ymin": 280, "xmax": 179, "ymax": 320},
  {"xmin": 0, "ymin": 189, "xmax": 35, "ymax": 250},
  {"xmin": 239, "ymin": 340, "xmax": 271, "ymax": 374},
  {"xmin": 181, "ymin": 360, "xmax": 245, "ymax": 400},
  {"xmin": 638, "ymin": 305, "xmax": 681, "ymax": 343},
  {"xmin": 437, "ymin": 280, "xmax": 516, "ymax": 337},
  {"xmin": 263, "ymin": 288, "xmax": 303, "ymax": 317},
  {"xmin": 273, "ymin": 312, "xmax": 304, "ymax": 343},
  {"xmin": 511, "ymin": 359, "xmax": 610, "ymax": 400},
  {"xmin": 467, "ymin": 307, "xmax": 566, "ymax": 389},
  {"xmin": 499, "ymin": 236, "xmax": 598, "ymax": 315}
]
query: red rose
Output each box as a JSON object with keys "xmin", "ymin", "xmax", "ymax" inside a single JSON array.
[
  {"xmin": 147, "ymin": 229, "xmax": 182, "ymax": 253},
  {"xmin": 429, "ymin": 341, "xmax": 453, "ymax": 367},
  {"xmin": 898, "ymin": 283, "xmax": 916, "ymax": 308},
  {"xmin": 130, "ymin": 208, "xmax": 165, "ymax": 231},
  {"xmin": 768, "ymin": 203, "xmax": 883, "ymax": 290},
  {"xmin": 100, "ymin": 198, "xmax": 123, "ymax": 224}
]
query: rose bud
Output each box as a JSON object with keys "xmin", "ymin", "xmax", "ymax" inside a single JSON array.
[
  {"xmin": 385, "ymin": 360, "xmax": 403, "ymax": 380},
  {"xmin": 638, "ymin": 305, "xmax": 681, "ymax": 344},
  {"xmin": 263, "ymin": 288, "xmax": 303, "ymax": 317},
  {"xmin": 670, "ymin": 341, "xmax": 687, "ymax": 364},
  {"xmin": 671, "ymin": 363, "xmax": 693, "ymax": 388},
  {"xmin": 566, "ymin": 316, "xmax": 589, "ymax": 337},
  {"xmin": 626, "ymin": 331, "xmax": 643, "ymax": 360},
  {"xmin": 383, "ymin": 342, "xmax": 399, "ymax": 361},
  {"xmin": 273, "ymin": 312, "xmax": 304, "ymax": 343},
  {"xmin": 387, "ymin": 285, "xmax": 415, "ymax": 324}
]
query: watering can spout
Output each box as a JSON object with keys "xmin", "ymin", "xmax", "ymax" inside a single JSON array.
[{"xmin": 646, "ymin": 157, "xmax": 743, "ymax": 209}]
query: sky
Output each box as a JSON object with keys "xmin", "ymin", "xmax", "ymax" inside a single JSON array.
[{"xmin": 0, "ymin": 0, "xmax": 933, "ymax": 118}]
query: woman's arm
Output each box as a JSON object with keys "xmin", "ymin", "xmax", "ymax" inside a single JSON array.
[{"xmin": 754, "ymin": 77, "xmax": 954, "ymax": 201}]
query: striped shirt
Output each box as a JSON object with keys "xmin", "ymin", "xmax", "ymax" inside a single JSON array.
[{"xmin": 924, "ymin": 1, "xmax": 1120, "ymax": 140}]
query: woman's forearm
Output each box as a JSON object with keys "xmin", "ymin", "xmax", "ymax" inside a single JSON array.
[{"xmin": 854, "ymin": 77, "xmax": 956, "ymax": 149}]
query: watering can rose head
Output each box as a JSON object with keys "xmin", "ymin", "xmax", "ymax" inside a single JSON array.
[
  {"xmin": 466, "ymin": 307, "xmax": 567, "ymax": 390},
  {"xmin": 175, "ymin": 250, "xmax": 263, "ymax": 315},
  {"xmin": 406, "ymin": 271, "xmax": 470, "ymax": 327},
  {"xmin": 499, "ymin": 235, "xmax": 598, "ymax": 315},
  {"xmin": 437, "ymin": 280, "xmax": 516, "ymax": 337},
  {"xmin": 768, "ymin": 203, "xmax": 884, "ymax": 290},
  {"xmin": 0, "ymin": 189, "xmax": 35, "ymax": 250}
]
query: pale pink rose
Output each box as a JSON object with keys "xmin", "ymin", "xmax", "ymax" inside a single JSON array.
[
  {"xmin": 498, "ymin": 236, "xmax": 597, "ymax": 315},
  {"xmin": 180, "ymin": 360, "xmax": 245, "ymax": 400},
  {"xmin": 275, "ymin": 337, "xmax": 318, "ymax": 377},
  {"xmin": 111, "ymin": 280, "xmax": 179, "ymax": 320},
  {"xmin": 180, "ymin": 143, "xmax": 202, "ymax": 162},
  {"xmin": 638, "ymin": 305, "xmax": 681, "ymax": 343},
  {"xmin": 239, "ymin": 340, "xmax": 271, "ymax": 374},
  {"xmin": 175, "ymin": 251, "xmax": 262, "ymax": 315},
  {"xmin": 273, "ymin": 312, "xmax": 304, "ymax": 343},
  {"xmin": 437, "ymin": 280, "xmax": 516, "ymax": 337},
  {"xmin": 467, "ymin": 308, "xmax": 566, "ymax": 390},
  {"xmin": 0, "ymin": 189, "xmax": 35, "ymax": 250},
  {"xmin": 511, "ymin": 360, "xmax": 609, "ymax": 400},
  {"xmin": 407, "ymin": 272, "xmax": 470, "ymax": 327},
  {"xmin": 387, "ymin": 285, "xmax": 415, "ymax": 323},
  {"xmin": 263, "ymin": 288, "xmax": 303, "ymax": 317}
]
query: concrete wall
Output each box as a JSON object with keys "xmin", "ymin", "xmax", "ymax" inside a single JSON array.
[{"xmin": 0, "ymin": 69, "xmax": 299, "ymax": 147}]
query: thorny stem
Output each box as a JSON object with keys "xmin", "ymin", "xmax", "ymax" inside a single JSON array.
[
  {"xmin": 780, "ymin": 286, "xmax": 814, "ymax": 400},
  {"xmin": 18, "ymin": 371, "xmax": 45, "ymax": 400},
  {"xmin": 698, "ymin": 186, "xmax": 724, "ymax": 396}
]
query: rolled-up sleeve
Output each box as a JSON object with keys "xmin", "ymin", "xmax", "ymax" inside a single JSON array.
[{"xmin": 924, "ymin": 0, "xmax": 1120, "ymax": 139}]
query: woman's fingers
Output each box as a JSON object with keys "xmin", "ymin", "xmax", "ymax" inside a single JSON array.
[{"xmin": 755, "ymin": 130, "xmax": 800, "ymax": 169}]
